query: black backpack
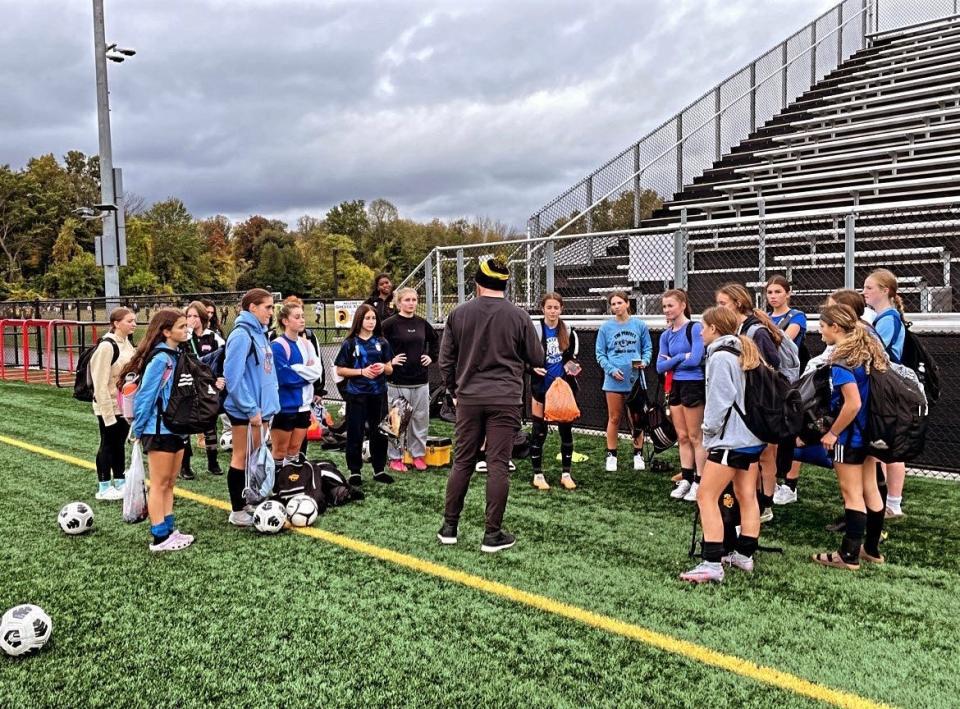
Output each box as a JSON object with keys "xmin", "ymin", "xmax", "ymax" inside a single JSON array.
[
  {"xmin": 855, "ymin": 364, "xmax": 929, "ymax": 463},
  {"xmin": 73, "ymin": 338, "xmax": 119, "ymax": 402},
  {"xmin": 312, "ymin": 460, "xmax": 365, "ymax": 506},
  {"xmin": 147, "ymin": 349, "xmax": 220, "ymax": 435},
  {"xmin": 628, "ymin": 377, "xmax": 676, "ymax": 454},
  {"xmin": 717, "ymin": 345, "xmax": 802, "ymax": 444},
  {"xmin": 275, "ymin": 458, "xmax": 328, "ymax": 513},
  {"xmin": 793, "ymin": 364, "xmax": 836, "ymax": 445},
  {"xmin": 201, "ymin": 329, "xmax": 259, "ymax": 413},
  {"xmin": 874, "ymin": 311, "xmax": 940, "ymax": 403}
]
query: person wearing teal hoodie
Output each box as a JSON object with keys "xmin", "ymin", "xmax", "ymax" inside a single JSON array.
[
  {"xmin": 223, "ymin": 289, "xmax": 281, "ymax": 527},
  {"xmin": 595, "ymin": 291, "xmax": 652, "ymax": 473},
  {"xmin": 123, "ymin": 308, "xmax": 194, "ymax": 553}
]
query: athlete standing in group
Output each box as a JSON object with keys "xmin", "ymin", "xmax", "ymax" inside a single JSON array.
[
  {"xmin": 529, "ymin": 293, "xmax": 580, "ymax": 491},
  {"xmin": 365, "ymin": 273, "xmax": 396, "ymax": 336},
  {"xmin": 179, "ymin": 301, "xmax": 225, "ymax": 480},
  {"xmin": 595, "ymin": 291, "xmax": 652, "ymax": 473},
  {"xmin": 657, "ymin": 289, "xmax": 705, "ymax": 502}
]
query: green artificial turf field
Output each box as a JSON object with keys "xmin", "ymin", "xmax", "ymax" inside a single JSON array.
[{"xmin": 0, "ymin": 380, "xmax": 958, "ymax": 708}]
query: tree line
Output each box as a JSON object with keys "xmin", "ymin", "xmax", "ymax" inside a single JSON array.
[{"xmin": 0, "ymin": 151, "xmax": 522, "ymax": 301}]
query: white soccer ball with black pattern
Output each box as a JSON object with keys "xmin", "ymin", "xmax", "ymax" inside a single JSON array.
[
  {"xmin": 219, "ymin": 429, "xmax": 233, "ymax": 452},
  {"xmin": 58, "ymin": 502, "xmax": 94, "ymax": 535},
  {"xmin": 0, "ymin": 604, "xmax": 53, "ymax": 657},
  {"xmin": 285, "ymin": 494, "xmax": 319, "ymax": 527},
  {"xmin": 253, "ymin": 500, "xmax": 287, "ymax": 534}
]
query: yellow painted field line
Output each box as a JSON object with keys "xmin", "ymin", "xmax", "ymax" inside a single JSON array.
[{"xmin": 0, "ymin": 432, "xmax": 891, "ymax": 709}]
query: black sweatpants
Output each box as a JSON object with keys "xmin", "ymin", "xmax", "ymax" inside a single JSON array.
[
  {"xmin": 444, "ymin": 402, "xmax": 521, "ymax": 534},
  {"xmin": 345, "ymin": 393, "xmax": 387, "ymax": 474},
  {"xmin": 96, "ymin": 416, "xmax": 129, "ymax": 483}
]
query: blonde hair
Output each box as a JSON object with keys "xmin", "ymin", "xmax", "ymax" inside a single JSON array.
[
  {"xmin": 716, "ymin": 282, "xmax": 783, "ymax": 347},
  {"xmin": 867, "ymin": 268, "xmax": 906, "ymax": 316},
  {"xmin": 393, "ymin": 287, "xmax": 418, "ymax": 303},
  {"xmin": 702, "ymin": 306, "xmax": 762, "ymax": 371},
  {"xmin": 277, "ymin": 296, "xmax": 304, "ymax": 333},
  {"xmin": 821, "ymin": 304, "xmax": 888, "ymax": 373}
]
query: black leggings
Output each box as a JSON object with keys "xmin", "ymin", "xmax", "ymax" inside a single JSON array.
[
  {"xmin": 530, "ymin": 416, "xmax": 574, "ymax": 474},
  {"xmin": 96, "ymin": 416, "xmax": 129, "ymax": 483},
  {"xmin": 345, "ymin": 393, "xmax": 387, "ymax": 474},
  {"xmin": 181, "ymin": 427, "xmax": 218, "ymax": 469}
]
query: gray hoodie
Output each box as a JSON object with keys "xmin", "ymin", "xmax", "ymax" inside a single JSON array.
[{"xmin": 701, "ymin": 334, "xmax": 764, "ymax": 451}]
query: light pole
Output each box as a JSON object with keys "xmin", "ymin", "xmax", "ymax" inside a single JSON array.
[{"xmin": 91, "ymin": 0, "xmax": 134, "ymax": 311}]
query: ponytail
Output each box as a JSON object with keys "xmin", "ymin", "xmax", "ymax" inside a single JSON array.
[
  {"xmin": 751, "ymin": 308, "xmax": 783, "ymax": 347},
  {"xmin": 737, "ymin": 335, "xmax": 762, "ymax": 371}
]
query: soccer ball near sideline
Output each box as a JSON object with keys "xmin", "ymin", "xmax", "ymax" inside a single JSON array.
[
  {"xmin": 219, "ymin": 429, "xmax": 233, "ymax": 452},
  {"xmin": 0, "ymin": 604, "xmax": 53, "ymax": 657},
  {"xmin": 58, "ymin": 502, "xmax": 94, "ymax": 536},
  {"xmin": 285, "ymin": 495, "xmax": 319, "ymax": 528},
  {"xmin": 253, "ymin": 500, "xmax": 287, "ymax": 534}
]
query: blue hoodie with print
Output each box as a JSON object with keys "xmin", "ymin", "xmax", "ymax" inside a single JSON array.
[
  {"xmin": 132, "ymin": 343, "xmax": 180, "ymax": 439},
  {"xmin": 223, "ymin": 311, "xmax": 281, "ymax": 421}
]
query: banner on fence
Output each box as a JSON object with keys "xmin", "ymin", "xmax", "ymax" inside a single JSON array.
[{"xmin": 334, "ymin": 301, "xmax": 363, "ymax": 328}]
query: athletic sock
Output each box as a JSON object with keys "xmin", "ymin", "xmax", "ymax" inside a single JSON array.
[
  {"xmin": 227, "ymin": 466, "xmax": 245, "ymax": 512},
  {"xmin": 840, "ymin": 509, "xmax": 867, "ymax": 564},
  {"xmin": 701, "ymin": 541, "xmax": 725, "ymax": 563},
  {"xmin": 735, "ymin": 535, "xmax": 758, "ymax": 559},
  {"xmin": 681, "ymin": 467, "xmax": 695, "ymax": 483},
  {"xmin": 786, "ymin": 477, "xmax": 798, "ymax": 492},
  {"xmin": 693, "ymin": 473, "xmax": 702, "ymax": 485},
  {"xmin": 150, "ymin": 522, "xmax": 170, "ymax": 545},
  {"xmin": 864, "ymin": 508, "xmax": 885, "ymax": 558},
  {"xmin": 606, "ymin": 449, "xmax": 617, "ymax": 457},
  {"xmin": 759, "ymin": 492, "xmax": 773, "ymax": 510},
  {"xmin": 886, "ymin": 495, "xmax": 902, "ymax": 514},
  {"xmin": 164, "ymin": 514, "xmax": 174, "ymax": 531},
  {"xmin": 98, "ymin": 481, "xmax": 111, "ymax": 494},
  {"xmin": 206, "ymin": 449, "xmax": 220, "ymax": 470},
  {"xmin": 633, "ymin": 447, "xmax": 642, "ymax": 457}
]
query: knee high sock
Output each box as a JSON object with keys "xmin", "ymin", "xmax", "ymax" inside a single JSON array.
[
  {"xmin": 227, "ymin": 466, "xmax": 245, "ymax": 512},
  {"xmin": 735, "ymin": 535, "xmax": 758, "ymax": 559},
  {"xmin": 840, "ymin": 509, "xmax": 867, "ymax": 563},
  {"xmin": 558, "ymin": 424, "xmax": 573, "ymax": 474},
  {"xmin": 701, "ymin": 540, "xmax": 725, "ymax": 564},
  {"xmin": 529, "ymin": 417, "xmax": 547, "ymax": 475},
  {"xmin": 864, "ymin": 508, "xmax": 885, "ymax": 558}
]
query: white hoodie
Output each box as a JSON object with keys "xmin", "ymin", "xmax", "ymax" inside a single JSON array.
[{"xmin": 701, "ymin": 334, "xmax": 764, "ymax": 451}]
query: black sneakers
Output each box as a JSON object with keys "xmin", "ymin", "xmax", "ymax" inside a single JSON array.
[
  {"xmin": 348, "ymin": 473, "xmax": 362, "ymax": 486},
  {"xmin": 373, "ymin": 472, "xmax": 395, "ymax": 484},
  {"xmin": 178, "ymin": 467, "xmax": 196, "ymax": 481},
  {"xmin": 437, "ymin": 523, "xmax": 458, "ymax": 545},
  {"xmin": 481, "ymin": 530, "xmax": 516, "ymax": 553}
]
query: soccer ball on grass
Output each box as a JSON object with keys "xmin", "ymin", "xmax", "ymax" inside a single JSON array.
[
  {"xmin": 253, "ymin": 500, "xmax": 287, "ymax": 534},
  {"xmin": 285, "ymin": 494, "xmax": 319, "ymax": 527},
  {"xmin": 58, "ymin": 502, "xmax": 94, "ymax": 535},
  {"xmin": 0, "ymin": 604, "xmax": 53, "ymax": 657}
]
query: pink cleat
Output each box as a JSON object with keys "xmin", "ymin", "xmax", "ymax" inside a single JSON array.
[
  {"xmin": 388, "ymin": 459, "xmax": 408, "ymax": 473},
  {"xmin": 411, "ymin": 457, "xmax": 428, "ymax": 471}
]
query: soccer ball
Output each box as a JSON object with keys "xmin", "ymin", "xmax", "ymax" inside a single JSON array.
[
  {"xmin": 253, "ymin": 500, "xmax": 287, "ymax": 534},
  {"xmin": 219, "ymin": 429, "xmax": 233, "ymax": 452},
  {"xmin": 0, "ymin": 604, "xmax": 53, "ymax": 657},
  {"xmin": 58, "ymin": 502, "xmax": 94, "ymax": 535},
  {"xmin": 285, "ymin": 494, "xmax": 319, "ymax": 527}
]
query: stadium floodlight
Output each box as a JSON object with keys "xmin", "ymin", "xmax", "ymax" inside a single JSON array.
[
  {"xmin": 107, "ymin": 54, "xmax": 124, "ymax": 63},
  {"xmin": 93, "ymin": 203, "xmax": 118, "ymax": 212},
  {"xmin": 115, "ymin": 47, "xmax": 136, "ymax": 56}
]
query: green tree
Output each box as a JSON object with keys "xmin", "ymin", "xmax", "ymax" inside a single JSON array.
[{"xmin": 43, "ymin": 218, "xmax": 101, "ymax": 297}]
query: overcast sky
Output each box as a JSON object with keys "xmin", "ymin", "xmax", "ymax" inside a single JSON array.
[{"xmin": 1, "ymin": 0, "xmax": 839, "ymax": 228}]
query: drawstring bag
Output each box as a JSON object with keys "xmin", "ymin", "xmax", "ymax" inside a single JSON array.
[
  {"xmin": 122, "ymin": 440, "xmax": 148, "ymax": 524},
  {"xmin": 544, "ymin": 379, "xmax": 580, "ymax": 423},
  {"xmin": 243, "ymin": 424, "xmax": 276, "ymax": 505}
]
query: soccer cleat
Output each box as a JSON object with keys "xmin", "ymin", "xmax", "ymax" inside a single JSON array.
[
  {"xmin": 759, "ymin": 507, "xmax": 774, "ymax": 524},
  {"xmin": 481, "ymin": 530, "xmax": 516, "ymax": 553},
  {"xmin": 773, "ymin": 484, "xmax": 798, "ymax": 505},
  {"xmin": 149, "ymin": 534, "xmax": 194, "ymax": 553},
  {"xmin": 348, "ymin": 473, "xmax": 362, "ymax": 486},
  {"xmin": 531, "ymin": 474, "xmax": 550, "ymax": 491},
  {"xmin": 388, "ymin": 459, "xmax": 408, "ymax": 473},
  {"xmin": 682, "ymin": 481, "xmax": 699, "ymax": 502},
  {"xmin": 411, "ymin": 457, "xmax": 428, "ymax": 471},
  {"xmin": 679, "ymin": 561, "xmax": 724, "ymax": 584},
  {"xmin": 670, "ymin": 480, "xmax": 692, "ymax": 500},
  {"xmin": 474, "ymin": 460, "xmax": 488, "ymax": 473},
  {"xmin": 721, "ymin": 551, "xmax": 755, "ymax": 573},
  {"xmin": 605, "ymin": 455, "xmax": 617, "ymax": 473},
  {"xmin": 885, "ymin": 506, "xmax": 905, "ymax": 519},
  {"xmin": 560, "ymin": 474, "xmax": 577, "ymax": 490},
  {"xmin": 228, "ymin": 510, "xmax": 255, "ymax": 527},
  {"xmin": 178, "ymin": 467, "xmax": 196, "ymax": 481},
  {"xmin": 633, "ymin": 454, "xmax": 645, "ymax": 471},
  {"xmin": 437, "ymin": 523, "xmax": 458, "ymax": 545},
  {"xmin": 373, "ymin": 471, "xmax": 395, "ymax": 484}
]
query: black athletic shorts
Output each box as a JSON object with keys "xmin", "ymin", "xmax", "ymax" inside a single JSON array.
[
  {"xmin": 226, "ymin": 413, "xmax": 250, "ymax": 427},
  {"xmin": 707, "ymin": 448, "xmax": 763, "ymax": 470},
  {"xmin": 141, "ymin": 434, "xmax": 186, "ymax": 454},
  {"xmin": 272, "ymin": 410, "xmax": 311, "ymax": 431},
  {"xmin": 830, "ymin": 444, "xmax": 868, "ymax": 465},
  {"xmin": 668, "ymin": 379, "xmax": 706, "ymax": 408}
]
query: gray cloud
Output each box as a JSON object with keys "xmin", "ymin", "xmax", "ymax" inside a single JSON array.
[{"xmin": 1, "ymin": 0, "xmax": 839, "ymax": 228}]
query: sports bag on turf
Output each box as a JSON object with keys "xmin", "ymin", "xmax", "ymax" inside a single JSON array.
[
  {"xmin": 312, "ymin": 460, "xmax": 364, "ymax": 506},
  {"xmin": 857, "ymin": 364, "xmax": 929, "ymax": 463},
  {"xmin": 544, "ymin": 378, "xmax": 580, "ymax": 423},
  {"xmin": 629, "ymin": 377, "xmax": 676, "ymax": 454},
  {"xmin": 873, "ymin": 311, "xmax": 941, "ymax": 403},
  {"xmin": 717, "ymin": 345, "xmax": 803, "ymax": 444},
  {"xmin": 275, "ymin": 458, "xmax": 327, "ymax": 513},
  {"xmin": 793, "ymin": 364, "xmax": 836, "ymax": 445},
  {"xmin": 746, "ymin": 323, "xmax": 800, "ymax": 384},
  {"xmin": 160, "ymin": 351, "xmax": 220, "ymax": 434},
  {"xmin": 73, "ymin": 337, "xmax": 119, "ymax": 402},
  {"xmin": 122, "ymin": 440, "xmax": 148, "ymax": 524},
  {"xmin": 244, "ymin": 425, "xmax": 276, "ymax": 505}
]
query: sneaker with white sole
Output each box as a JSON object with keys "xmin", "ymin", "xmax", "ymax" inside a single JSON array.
[
  {"xmin": 759, "ymin": 507, "xmax": 774, "ymax": 523},
  {"xmin": 474, "ymin": 460, "xmax": 487, "ymax": 473},
  {"xmin": 721, "ymin": 551, "xmax": 754, "ymax": 573},
  {"xmin": 149, "ymin": 534, "xmax": 194, "ymax": 553},
  {"xmin": 679, "ymin": 561, "xmax": 724, "ymax": 584},
  {"xmin": 480, "ymin": 530, "xmax": 516, "ymax": 553},
  {"xmin": 228, "ymin": 510, "xmax": 255, "ymax": 527},
  {"xmin": 508, "ymin": 461, "xmax": 516, "ymax": 473},
  {"xmin": 682, "ymin": 481, "xmax": 699, "ymax": 502},
  {"xmin": 605, "ymin": 455, "xmax": 617, "ymax": 473},
  {"xmin": 773, "ymin": 484, "xmax": 798, "ymax": 505},
  {"xmin": 532, "ymin": 474, "xmax": 550, "ymax": 491},
  {"xmin": 633, "ymin": 454, "xmax": 645, "ymax": 471},
  {"xmin": 437, "ymin": 522, "xmax": 458, "ymax": 545},
  {"xmin": 670, "ymin": 480, "xmax": 692, "ymax": 499}
]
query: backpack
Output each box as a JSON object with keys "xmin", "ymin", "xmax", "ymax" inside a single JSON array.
[
  {"xmin": 718, "ymin": 345, "xmax": 803, "ymax": 444},
  {"xmin": 855, "ymin": 363, "xmax": 929, "ymax": 463},
  {"xmin": 73, "ymin": 337, "xmax": 119, "ymax": 402},
  {"xmin": 746, "ymin": 323, "xmax": 800, "ymax": 384},
  {"xmin": 793, "ymin": 364, "xmax": 837, "ymax": 445},
  {"xmin": 275, "ymin": 458, "xmax": 328, "ymax": 513},
  {"xmin": 201, "ymin": 328, "xmax": 260, "ymax": 413},
  {"xmin": 311, "ymin": 460, "xmax": 364, "ymax": 506},
  {"xmin": 628, "ymin": 378, "xmax": 676, "ymax": 454},
  {"xmin": 873, "ymin": 311, "xmax": 940, "ymax": 403},
  {"xmin": 153, "ymin": 349, "xmax": 221, "ymax": 435},
  {"xmin": 777, "ymin": 309, "xmax": 810, "ymax": 374}
]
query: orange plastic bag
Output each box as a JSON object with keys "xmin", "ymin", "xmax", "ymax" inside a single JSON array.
[{"xmin": 544, "ymin": 378, "xmax": 580, "ymax": 423}]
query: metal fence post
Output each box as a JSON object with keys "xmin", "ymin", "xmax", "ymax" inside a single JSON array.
[
  {"xmin": 749, "ymin": 62, "xmax": 757, "ymax": 134},
  {"xmin": 714, "ymin": 86, "xmax": 722, "ymax": 162},
  {"xmin": 781, "ymin": 42, "xmax": 789, "ymax": 110},
  {"xmin": 585, "ymin": 176, "xmax": 594, "ymax": 265},
  {"xmin": 424, "ymin": 251, "xmax": 435, "ymax": 323},
  {"xmin": 810, "ymin": 21, "xmax": 818, "ymax": 85},
  {"xmin": 545, "ymin": 240, "xmax": 555, "ymax": 295},
  {"xmin": 676, "ymin": 114, "xmax": 684, "ymax": 193},
  {"xmin": 674, "ymin": 209, "xmax": 689, "ymax": 290},
  {"xmin": 837, "ymin": 4, "xmax": 844, "ymax": 65},
  {"xmin": 633, "ymin": 144, "xmax": 642, "ymax": 227},
  {"xmin": 456, "ymin": 248, "xmax": 466, "ymax": 305},
  {"xmin": 435, "ymin": 252, "xmax": 443, "ymax": 320},
  {"xmin": 844, "ymin": 213, "xmax": 856, "ymax": 289},
  {"xmin": 758, "ymin": 200, "xmax": 767, "ymax": 284}
]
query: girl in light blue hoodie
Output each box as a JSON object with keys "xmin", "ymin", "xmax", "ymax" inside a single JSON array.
[
  {"xmin": 123, "ymin": 308, "xmax": 194, "ymax": 553},
  {"xmin": 223, "ymin": 289, "xmax": 281, "ymax": 526},
  {"xmin": 681, "ymin": 306, "xmax": 765, "ymax": 585}
]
